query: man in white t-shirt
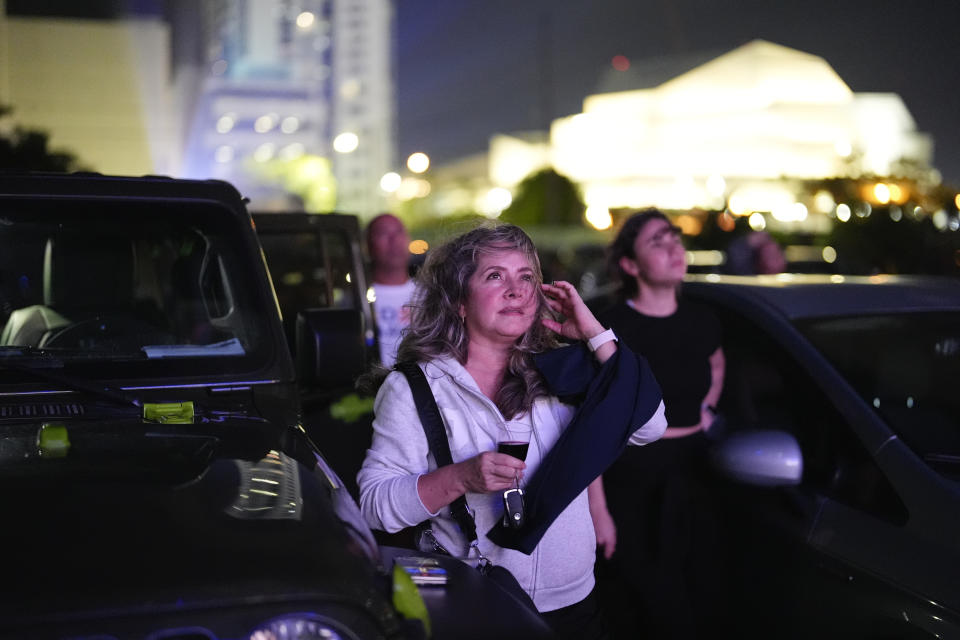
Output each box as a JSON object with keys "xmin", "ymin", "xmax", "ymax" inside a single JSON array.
[{"xmin": 366, "ymin": 213, "xmax": 416, "ymax": 367}]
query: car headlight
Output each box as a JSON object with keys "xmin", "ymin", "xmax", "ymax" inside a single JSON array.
[{"xmin": 249, "ymin": 613, "xmax": 357, "ymax": 640}]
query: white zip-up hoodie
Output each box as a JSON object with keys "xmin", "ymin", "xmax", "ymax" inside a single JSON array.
[{"xmin": 358, "ymin": 355, "xmax": 666, "ymax": 612}]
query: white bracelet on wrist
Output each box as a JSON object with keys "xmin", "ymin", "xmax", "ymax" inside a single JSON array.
[{"xmin": 586, "ymin": 328, "xmax": 618, "ymax": 352}]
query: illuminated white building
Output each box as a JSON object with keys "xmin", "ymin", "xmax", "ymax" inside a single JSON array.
[{"xmin": 490, "ymin": 40, "xmax": 934, "ymax": 228}]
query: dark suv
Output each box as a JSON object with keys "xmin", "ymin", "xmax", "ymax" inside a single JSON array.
[
  {"xmin": 0, "ymin": 174, "xmax": 407, "ymax": 640},
  {"xmin": 0, "ymin": 176, "xmax": 551, "ymax": 640}
]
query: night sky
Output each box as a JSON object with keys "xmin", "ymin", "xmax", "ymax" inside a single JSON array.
[
  {"xmin": 6, "ymin": 0, "xmax": 960, "ymax": 186},
  {"xmin": 396, "ymin": 0, "xmax": 960, "ymax": 187}
]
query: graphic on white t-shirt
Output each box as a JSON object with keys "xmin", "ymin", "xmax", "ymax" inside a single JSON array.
[{"xmin": 373, "ymin": 280, "xmax": 416, "ymax": 367}]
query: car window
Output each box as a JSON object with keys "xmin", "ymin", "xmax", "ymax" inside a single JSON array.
[
  {"xmin": 0, "ymin": 198, "xmax": 272, "ymax": 380},
  {"xmin": 258, "ymin": 229, "xmax": 361, "ymax": 352},
  {"xmin": 797, "ymin": 312, "xmax": 960, "ymax": 484},
  {"xmin": 715, "ymin": 306, "xmax": 908, "ymax": 524}
]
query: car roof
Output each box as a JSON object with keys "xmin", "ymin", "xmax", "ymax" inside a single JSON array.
[{"xmin": 684, "ymin": 273, "xmax": 960, "ymax": 320}]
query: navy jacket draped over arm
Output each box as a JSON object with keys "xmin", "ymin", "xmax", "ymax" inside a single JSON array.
[{"xmin": 487, "ymin": 342, "xmax": 662, "ymax": 554}]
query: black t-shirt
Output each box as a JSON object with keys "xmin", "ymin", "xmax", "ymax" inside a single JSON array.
[{"xmin": 599, "ymin": 299, "xmax": 721, "ymax": 427}]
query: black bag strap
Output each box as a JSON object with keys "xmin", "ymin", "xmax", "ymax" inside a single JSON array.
[{"xmin": 395, "ymin": 361, "xmax": 479, "ymax": 544}]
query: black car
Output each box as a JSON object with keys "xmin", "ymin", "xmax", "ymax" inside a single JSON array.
[
  {"xmin": 0, "ymin": 174, "xmax": 411, "ymax": 640},
  {"xmin": 684, "ymin": 274, "xmax": 960, "ymax": 639}
]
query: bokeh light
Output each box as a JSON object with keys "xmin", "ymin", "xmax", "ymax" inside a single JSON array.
[
  {"xmin": 873, "ymin": 183, "xmax": 891, "ymax": 204},
  {"xmin": 407, "ymin": 152, "xmax": 430, "ymax": 173},
  {"xmin": 585, "ymin": 204, "xmax": 613, "ymax": 230},
  {"xmin": 380, "ymin": 172, "xmax": 402, "ymax": 193},
  {"xmin": 333, "ymin": 132, "xmax": 359, "ymax": 153},
  {"xmin": 296, "ymin": 12, "xmax": 316, "ymax": 29}
]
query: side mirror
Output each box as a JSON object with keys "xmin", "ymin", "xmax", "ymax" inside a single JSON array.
[
  {"xmin": 710, "ymin": 429, "xmax": 803, "ymax": 487},
  {"xmin": 295, "ymin": 308, "xmax": 366, "ymax": 389}
]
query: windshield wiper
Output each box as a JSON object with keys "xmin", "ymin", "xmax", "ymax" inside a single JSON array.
[{"xmin": 0, "ymin": 348, "xmax": 141, "ymax": 408}]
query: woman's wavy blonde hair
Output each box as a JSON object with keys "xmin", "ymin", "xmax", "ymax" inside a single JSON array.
[{"xmin": 363, "ymin": 223, "xmax": 559, "ymax": 419}]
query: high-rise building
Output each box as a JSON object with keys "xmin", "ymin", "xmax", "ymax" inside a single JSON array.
[
  {"xmin": 181, "ymin": 0, "xmax": 395, "ymax": 216},
  {"xmin": 1, "ymin": 0, "xmax": 396, "ymax": 218}
]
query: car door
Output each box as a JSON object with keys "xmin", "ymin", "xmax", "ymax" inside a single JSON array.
[{"xmin": 697, "ymin": 292, "xmax": 956, "ymax": 639}]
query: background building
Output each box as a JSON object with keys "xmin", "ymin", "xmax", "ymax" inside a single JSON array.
[
  {"xmin": 0, "ymin": 0, "xmax": 396, "ymax": 218},
  {"xmin": 472, "ymin": 40, "xmax": 937, "ymax": 233}
]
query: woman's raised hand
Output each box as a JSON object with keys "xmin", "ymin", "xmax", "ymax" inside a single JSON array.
[{"xmin": 541, "ymin": 280, "xmax": 605, "ymax": 342}]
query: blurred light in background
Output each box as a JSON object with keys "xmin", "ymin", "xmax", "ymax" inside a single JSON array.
[
  {"xmin": 409, "ymin": 239, "xmax": 429, "ymax": 255},
  {"xmin": 771, "ymin": 202, "xmax": 808, "ymax": 222},
  {"xmin": 674, "ymin": 214, "xmax": 703, "ymax": 236},
  {"xmin": 716, "ymin": 211, "xmax": 736, "ymax": 231},
  {"xmin": 407, "ymin": 152, "xmax": 430, "ymax": 173},
  {"xmin": 834, "ymin": 139, "xmax": 852, "ymax": 157},
  {"xmin": 687, "ymin": 250, "xmax": 724, "ymax": 267},
  {"xmin": 280, "ymin": 116, "xmax": 300, "ymax": 134},
  {"xmin": 729, "ymin": 184, "xmax": 794, "ymax": 217},
  {"xmin": 380, "ymin": 172, "xmax": 402, "ymax": 193},
  {"xmin": 873, "ymin": 182, "xmax": 891, "ymax": 204},
  {"xmin": 340, "ymin": 78, "xmax": 361, "ymax": 99},
  {"xmin": 955, "ymin": 194, "xmax": 960, "ymax": 209},
  {"xmin": 216, "ymin": 114, "xmax": 236, "ymax": 134},
  {"xmin": 836, "ymin": 203, "xmax": 851, "ymax": 221},
  {"xmin": 611, "ymin": 55, "xmax": 630, "ymax": 71},
  {"xmin": 279, "ymin": 143, "xmax": 305, "ymax": 160},
  {"xmin": 333, "ymin": 132, "xmax": 359, "ymax": 153},
  {"xmin": 813, "ymin": 190, "xmax": 835, "ymax": 213},
  {"xmin": 822, "ymin": 246, "xmax": 837, "ymax": 263},
  {"xmin": 296, "ymin": 12, "xmax": 316, "ymax": 29},
  {"xmin": 585, "ymin": 204, "xmax": 613, "ymax": 230},
  {"xmin": 706, "ymin": 175, "xmax": 727, "ymax": 198},
  {"xmin": 215, "ymin": 145, "xmax": 234, "ymax": 164},
  {"xmin": 932, "ymin": 210, "xmax": 948, "ymax": 230},
  {"xmin": 480, "ymin": 187, "xmax": 512, "ymax": 217},
  {"xmin": 397, "ymin": 177, "xmax": 431, "ymax": 200},
  {"xmin": 890, "ymin": 206, "xmax": 903, "ymax": 222},
  {"xmin": 748, "ymin": 212, "xmax": 766, "ymax": 230},
  {"xmin": 830, "ymin": 274, "xmax": 846, "ymax": 283},
  {"xmin": 255, "ymin": 114, "xmax": 278, "ymax": 133},
  {"xmin": 254, "ymin": 143, "xmax": 275, "ymax": 162}
]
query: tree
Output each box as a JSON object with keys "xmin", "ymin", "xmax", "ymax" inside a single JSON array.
[
  {"xmin": 500, "ymin": 168, "xmax": 585, "ymax": 227},
  {"xmin": 0, "ymin": 106, "xmax": 85, "ymax": 172}
]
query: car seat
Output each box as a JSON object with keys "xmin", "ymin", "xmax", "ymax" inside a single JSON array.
[{"xmin": 0, "ymin": 233, "xmax": 136, "ymax": 348}]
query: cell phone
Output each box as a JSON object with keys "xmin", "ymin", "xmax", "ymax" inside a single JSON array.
[{"xmin": 394, "ymin": 556, "xmax": 449, "ymax": 585}]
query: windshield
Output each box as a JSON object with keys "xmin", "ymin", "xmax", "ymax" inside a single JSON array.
[
  {"xmin": 798, "ymin": 312, "xmax": 960, "ymax": 481},
  {"xmin": 0, "ymin": 196, "xmax": 273, "ymax": 381}
]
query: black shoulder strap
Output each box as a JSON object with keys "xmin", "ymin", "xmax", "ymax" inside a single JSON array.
[{"xmin": 395, "ymin": 361, "xmax": 478, "ymax": 544}]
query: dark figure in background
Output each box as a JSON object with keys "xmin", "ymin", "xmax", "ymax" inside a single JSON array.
[
  {"xmin": 366, "ymin": 213, "xmax": 416, "ymax": 367},
  {"xmin": 590, "ymin": 209, "xmax": 727, "ymax": 639},
  {"xmin": 723, "ymin": 230, "xmax": 786, "ymax": 275}
]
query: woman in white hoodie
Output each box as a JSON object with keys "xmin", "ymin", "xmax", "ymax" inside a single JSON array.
[{"xmin": 358, "ymin": 224, "xmax": 666, "ymax": 639}]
